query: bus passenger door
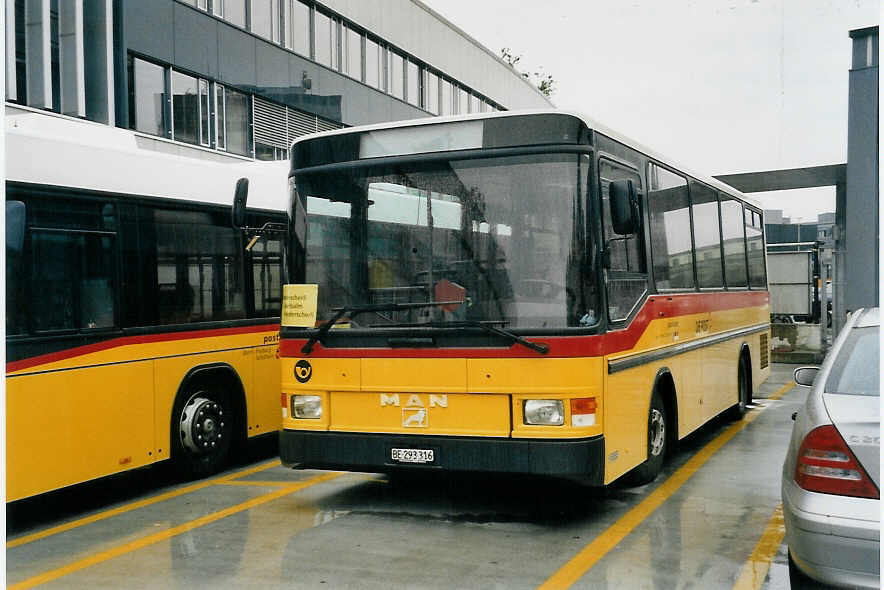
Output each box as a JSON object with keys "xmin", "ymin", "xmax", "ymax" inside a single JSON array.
[{"xmin": 597, "ymin": 159, "xmax": 651, "ymax": 483}]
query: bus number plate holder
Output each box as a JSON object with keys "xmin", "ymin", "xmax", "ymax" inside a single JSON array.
[{"xmin": 391, "ymin": 448, "xmax": 434, "ymax": 464}]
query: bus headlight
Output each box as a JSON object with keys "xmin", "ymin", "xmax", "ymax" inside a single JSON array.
[
  {"xmin": 292, "ymin": 395, "xmax": 322, "ymax": 419},
  {"xmin": 523, "ymin": 400, "xmax": 564, "ymax": 426}
]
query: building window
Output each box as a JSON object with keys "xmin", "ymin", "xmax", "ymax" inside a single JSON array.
[
  {"xmin": 171, "ymin": 70, "xmax": 200, "ymax": 145},
  {"xmin": 215, "ymin": 83, "xmax": 226, "ymax": 150},
  {"xmin": 456, "ymin": 86, "xmax": 468, "ymax": 115},
  {"xmin": 365, "ymin": 37, "xmax": 381, "ymax": 89},
  {"xmin": 223, "ymin": 87, "xmax": 250, "ymax": 156},
  {"xmin": 315, "ymin": 10, "xmax": 339, "ymax": 69},
  {"xmin": 129, "ymin": 56, "xmax": 166, "ymax": 137},
  {"xmin": 224, "ymin": 0, "xmax": 246, "ymax": 28},
  {"xmin": 343, "ymin": 24, "xmax": 362, "ymax": 80},
  {"xmin": 212, "ymin": 0, "xmax": 223, "ymax": 17},
  {"xmin": 406, "ymin": 59, "xmax": 420, "ymax": 107},
  {"xmin": 440, "ymin": 78, "xmax": 452, "ymax": 115},
  {"xmin": 389, "ymin": 50, "xmax": 405, "ymax": 100},
  {"xmin": 251, "ymin": 0, "xmax": 280, "ymax": 43},
  {"xmin": 199, "ymin": 79, "xmax": 210, "ymax": 146},
  {"xmin": 424, "ymin": 70, "xmax": 439, "ymax": 114},
  {"xmin": 468, "ymin": 93, "xmax": 478, "ymax": 114},
  {"xmin": 285, "ymin": 0, "xmax": 310, "ymax": 57}
]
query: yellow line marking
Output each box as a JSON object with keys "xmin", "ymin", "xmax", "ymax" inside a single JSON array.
[
  {"xmin": 216, "ymin": 480, "xmax": 290, "ymax": 487},
  {"xmin": 732, "ymin": 504, "xmax": 786, "ymax": 590},
  {"xmin": 7, "ymin": 459, "xmax": 281, "ymax": 549},
  {"xmin": 9, "ymin": 471, "xmax": 344, "ymax": 590},
  {"xmin": 538, "ymin": 381, "xmax": 794, "ymax": 590}
]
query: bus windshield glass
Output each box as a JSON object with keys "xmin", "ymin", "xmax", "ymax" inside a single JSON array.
[{"xmin": 296, "ymin": 152, "xmax": 597, "ymax": 330}]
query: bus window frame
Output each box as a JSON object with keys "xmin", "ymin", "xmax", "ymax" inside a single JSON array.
[
  {"xmin": 646, "ymin": 160, "xmax": 698, "ymax": 294},
  {"xmin": 743, "ymin": 203, "xmax": 768, "ymax": 290},
  {"xmin": 595, "ymin": 153, "xmax": 650, "ymax": 328},
  {"xmin": 719, "ymin": 191, "xmax": 750, "ymax": 290},
  {"xmin": 688, "ymin": 180, "xmax": 727, "ymax": 293},
  {"xmin": 14, "ymin": 190, "xmax": 123, "ymax": 338}
]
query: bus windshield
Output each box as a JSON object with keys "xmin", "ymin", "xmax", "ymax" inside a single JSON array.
[{"xmin": 296, "ymin": 152, "xmax": 598, "ymax": 330}]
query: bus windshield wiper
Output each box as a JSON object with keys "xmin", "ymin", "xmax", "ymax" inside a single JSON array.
[
  {"xmin": 370, "ymin": 320, "xmax": 549, "ymax": 355},
  {"xmin": 300, "ymin": 300, "xmax": 465, "ymax": 354},
  {"xmin": 462, "ymin": 320, "xmax": 549, "ymax": 355}
]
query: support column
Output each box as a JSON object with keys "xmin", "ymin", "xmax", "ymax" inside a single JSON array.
[
  {"xmin": 59, "ymin": 0, "xmax": 85, "ymax": 116},
  {"xmin": 832, "ymin": 182, "xmax": 847, "ymax": 336},
  {"xmin": 25, "ymin": 0, "xmax": 51, "ymax": 108}
]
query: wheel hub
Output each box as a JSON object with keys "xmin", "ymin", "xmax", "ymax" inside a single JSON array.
[
  {"xmin": 180, "ymin": 396, "xmax": 226, "ymax": 455},
  {"xmin": 649, "ymin": 409, "xmax": 665, "ymax": 457}
]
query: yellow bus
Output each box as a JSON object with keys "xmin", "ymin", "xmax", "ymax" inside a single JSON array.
[
  {"xmin": 274, "ymin": 110, "xmax": 770, "ymax": 486},
  {"xmin": 5, "ymin": 108, "xmax": 286, "ymax": 501}
]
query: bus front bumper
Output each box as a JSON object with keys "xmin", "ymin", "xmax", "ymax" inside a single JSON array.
[{"xmin": 279, "ymin": 429, "xmax": 605, "ymax": 484}]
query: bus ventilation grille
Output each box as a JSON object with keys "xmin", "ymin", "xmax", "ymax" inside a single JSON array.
[{"xmin": 760, "ymin": 333, "xmax": 769, "ymax": 369}]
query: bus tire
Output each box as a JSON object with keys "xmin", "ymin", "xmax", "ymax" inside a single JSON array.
[
  {"xmin": 171, "ymin": 379, "xmax": 235, "ymax": 479},
  {"xmin": 728, "ymin": 355, "xmax": 751, "ymax": 421},
  {"xmin": 626, "ymin": 389, "xmax": 667, "ymax": 486}
]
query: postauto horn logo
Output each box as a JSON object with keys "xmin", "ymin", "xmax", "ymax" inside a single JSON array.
[{"xmin": 294, "ymin": 360, "xmax": 312, "ymax": 383}]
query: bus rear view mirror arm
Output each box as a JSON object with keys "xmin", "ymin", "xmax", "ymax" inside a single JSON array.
[{"xmin": 231, "ymin": 177, "xmax": 287, "ymax": 251}]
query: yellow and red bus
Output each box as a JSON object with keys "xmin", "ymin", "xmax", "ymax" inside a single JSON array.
[
  {"xmin": 276, "ymin": 110, "xmax": 770, "ymax": 486},
  {"xmin": 5, "ymin": 107, "xmax": 286, "ymax": 501}
]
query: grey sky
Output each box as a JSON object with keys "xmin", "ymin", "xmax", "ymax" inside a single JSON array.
[{"xmin": 421, "ymin": 0, "xmax": 878, "ymax": 222}]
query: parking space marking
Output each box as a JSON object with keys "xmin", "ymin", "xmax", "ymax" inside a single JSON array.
[
  {"xmin": 216, "ymin": 480, "xmax": 291, "ymax": 487},
  {"xmin": 732, "ymin": 504, "xmax": 785, "ymax": 590},
  {"xmin": 538, "ymin": 382, "xmax": 794, "ymax": 590},
  {"xmin": 7, "ymin": 459, "xmax": 281, "ymax": 549},
  {"xmin": 9, "ymin": 471, "xmax": 344, "ymax": 590}
]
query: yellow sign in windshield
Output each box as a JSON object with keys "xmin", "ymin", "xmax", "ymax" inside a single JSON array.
[{"xmin": 281, "ymin": 284, "xmax": 318, "ymax": 327}]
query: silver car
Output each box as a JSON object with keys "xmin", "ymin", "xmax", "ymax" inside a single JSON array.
[{"xmin": 783, "ymin": 307, "xmax": 880, "ymax": 589}]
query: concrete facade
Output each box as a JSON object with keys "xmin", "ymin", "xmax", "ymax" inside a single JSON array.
[{"xmin": 7, "ymin": 0, "xmax": 553, "ymax": 163}]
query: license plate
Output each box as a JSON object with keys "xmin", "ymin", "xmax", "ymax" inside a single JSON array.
[{"xmin": 391, "ymin": 448, "xmax": 434, "ymax": 464}]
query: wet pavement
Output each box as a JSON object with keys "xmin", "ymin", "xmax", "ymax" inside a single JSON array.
[{"xmin": 7, "ymin": 364, "xmax": 814, "ymax": 589}]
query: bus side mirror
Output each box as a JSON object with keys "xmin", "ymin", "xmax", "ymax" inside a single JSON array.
[
  {"xmin": 6, "ymin": 200, "xmax": 26, "ymax": 255},
  {"xmin": 232, "ymin": 178, "xmax": 249, "ymax": 228},
  {"xmin": 610, "ymin": 179, "xmax": 639, "ymax": 235},
  {"xmin": 794, "ymin": 366, "xmax": 818, "ymax": 387}
]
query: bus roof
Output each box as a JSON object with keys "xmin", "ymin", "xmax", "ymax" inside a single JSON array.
[
  {"xmin": 289, "ymin": 109, "xmax": 761, "ymax": 209},
  {"xmin": 5, "ymin": 106, "xmax": 288, "ymax": 212}
]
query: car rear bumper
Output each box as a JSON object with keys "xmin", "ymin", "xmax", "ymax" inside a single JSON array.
[
  {"xmin": 782, "ymin": 479, "xmax": 880, "ymax": 589},
  {"xmin": 280, "ymin": 429, "xmax": 605, "ymax": 484}
]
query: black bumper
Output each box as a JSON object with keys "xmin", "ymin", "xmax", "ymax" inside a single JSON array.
[{"xmin": 279, "ymin": 430, "xmax": 605, "ymax": 485}]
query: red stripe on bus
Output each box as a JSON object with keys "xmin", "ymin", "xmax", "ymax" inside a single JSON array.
[
  {"xmin": 6, "ymin": 323, "xmax": 280, "ymax": 374},
  {"xmin": 279, "ymin": 291, "xmax": 769, "ymax": 359}
]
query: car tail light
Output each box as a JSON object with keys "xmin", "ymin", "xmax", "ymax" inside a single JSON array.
[{"xmin": 794, "ymin": 425, "xmax": 879, "ymax": 499}]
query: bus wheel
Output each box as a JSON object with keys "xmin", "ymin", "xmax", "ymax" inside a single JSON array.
[
  {"xmin": 626, "ymin": 390, "xmax": 667, "ymax": 486},
  {"xmin": 172, "ymin": 386, "xmax": 233, "ymax": 479},
  {"xmin": 728, "ymin": 357, "xmax": 750, "ymax": 421}
]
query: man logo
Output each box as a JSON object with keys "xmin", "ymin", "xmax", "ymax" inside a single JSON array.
[
  {"xmin": 402, "ymin": 408, "xmax": 427, "ymax": 428},
  {"xmin": 294, "ymin": 360, "xmax": 312, "ymax": 383},
  {"xmin": 379, "ymin": 394, "xmax": 447, "ymax": 428}
]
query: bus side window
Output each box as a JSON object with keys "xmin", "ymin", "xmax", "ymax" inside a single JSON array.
[{"xmin": 599, "ymin": 159, "xmax": 648, "ymax": 323}]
